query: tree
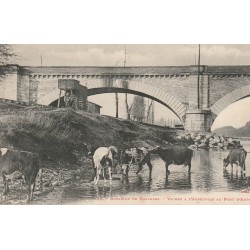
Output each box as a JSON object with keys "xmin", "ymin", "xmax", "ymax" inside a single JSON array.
[
  {"xmin": 125, "ymin": 93, "xmax": 132, "ymax": 120},
  {"xmin": 0, "ymin": 44, "xmax": 15, "ymax": 76},
  {"xmin": 131, "ymin": 96, "xmax": 145, "ymax": 122},
  {"xmin": 115, "ymin": 92, "xmax": 119, "ymax": 118},
  {"xmin": 145, "ymin": 99, "xmax": 154, "ymax": 124}
]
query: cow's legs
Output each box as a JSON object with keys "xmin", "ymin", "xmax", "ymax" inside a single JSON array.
[
  {"xmin": 147, "ymin": 161, "xmax": 153, "ymax": 177},
  {"xmin": 3, "ymin": 175, "xmax": 9, "ymax": 195},
  {"xmin": 94, "ymin": 165, "xmax": 101, "ymax": 185},
  {"xmin": 108, "ymin": 167, "xmax": 112, "ymax": 183},
  {"xmin": 27, "ymin": 181, "xmax": 31, "ymax": 203},
  {"xmin": 31, "ymin": 181, "xmax": 36, "ymax": 201},
  {"xmin": 39, "ymin": 168, "xmax": 43, "ymax": 190},
  {"xmin": 94, "ymin": 167, "xmax": 100, "ymax": 185},
  {"xmin": 136, "ymin": 163, "xmax": 143, "ymax": 174},
  {"xmin": 188, "ymin": 163, "xmax": 191, "ymax": 173},
  {"xmin": 165, "ymin": 163, "xmax": 170, "ymax": 175},
  {"xmin": 243, "ymin": 162, "xmax": 246, "ymax": 172},
  {"xmin": 2, "ymin": 175, "xmax": 8, "ymax": 195},
  {"xmin": 103, "ymin": 168, "xmax": 106, "ymax": 182},
  {"xmin": 239, "ymin": 165, "xmax": 243, "ymax": 174},
  {"xmin": 231, "ymin": 164, "xmax": 233, "ymax": 173}
]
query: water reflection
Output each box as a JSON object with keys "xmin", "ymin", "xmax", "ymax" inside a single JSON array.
[
  {"xmin": 59, "ymin": 141, "xmax": 250, "ymax": 202},
  {"xmin": 223, "ymin": 169, "xmax": 247, "ymax": 190},
  {"xmin": 164, "ymin": 172, "xmax": 192, "ymax": 190}
]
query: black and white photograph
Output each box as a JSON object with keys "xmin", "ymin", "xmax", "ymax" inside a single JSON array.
[{"xmin": 0, "ymin": 44, "xmax": 250, "ymax": 204}]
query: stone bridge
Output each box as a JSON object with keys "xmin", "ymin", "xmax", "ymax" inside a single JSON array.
[{"xmin": 1, "ymin": 64, "xmax": 250, "ymax": 132}]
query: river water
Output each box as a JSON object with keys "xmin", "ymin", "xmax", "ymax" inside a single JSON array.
[
  {"xmin": 51, "ymin": 140, "xmax": 250, "ymax": 204},
  {"xmin": 3, "ymin": 142, "xmax": 250, "ymax": 204}
]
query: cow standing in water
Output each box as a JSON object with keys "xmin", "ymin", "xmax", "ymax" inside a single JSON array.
[
  {"xmin": 0, "ymin": 148, "xmax": 41, "ymax": 202},
  {"xmin": 92, "ymin": 146, "xmax": 118, "ymax": 184},
  {"xmin": 135, "ymin": 147, "xmax": 153, "ymax": 176},
  {"xmin": 223, "ymin": 148, "xmax": 247, "ymax": 173},
  {"xmin": 149, "ymin": 145, "xmax": 193, "ymax": 175}
]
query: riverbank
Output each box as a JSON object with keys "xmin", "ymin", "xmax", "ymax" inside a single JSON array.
[{"xmin": 0, "ymin": 103, "xmax": 176, "ymax": 168}]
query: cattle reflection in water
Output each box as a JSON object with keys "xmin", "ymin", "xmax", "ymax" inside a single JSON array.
[
  {"xmin": 59, "ymin": 141, "xmax": 250, "ymax": 202},
  {"xmin": 223, "ymin": 169, "xmax": 248, "ymax": 190}
]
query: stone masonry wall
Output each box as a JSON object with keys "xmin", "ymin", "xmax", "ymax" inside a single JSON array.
[{"xmin": 208, "ymin": 75, "xmax": 250, "ymax": 107}]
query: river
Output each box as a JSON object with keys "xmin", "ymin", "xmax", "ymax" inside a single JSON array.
[
  {"xmin": 41, "ymin": 140, "xmax": 250, "ymax": 204},
  {"xmin": 2, "ymin": 142, "xmax": 250, "ymax": 204}
]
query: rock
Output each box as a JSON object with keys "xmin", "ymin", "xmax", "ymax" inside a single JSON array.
[
  {"xmin": 220, "ymin": 136, "xmax": 225, "ymax": 143},
  {"xmin": 214, "ymin": 136, "xmax": 220, "ymax": 143},
  {"xmin": 44, "ymin": 181, "xmax": 51, "ymax": 187},
  {"xmin": 52, "ymin": 181, "xmax": 59, "ymax": 186},
  {"xmin": 64, "ymin": 178, "xmax": 72, "ymax": 183},
  {"xmin": 201, "ymin": 139, "xmax": 208, "ymax": 144},
  {"xmin": 34, "ymin": 191, "xmax": 43, "ymax": 196},
  {"xmin": 76, "ymin": 176, "xmax": 81, "ymax": 180},
  {"xmin": 190, "ymin": 132, "xmax": 197, "ymax": 140},
  {"xmin": 34, "ymin": 187, "xmax": 54, "ymax": 196},
  {"xmin": 196, "ymin": 136, "xmax": 201, "ymax": 141},
  {"xmin": 218, "ymin": 143, "xmax": 224, "ymax": 148},
  {"xmin": 206, "ymin": 134, "xmax": 212, "ymax": 139}
]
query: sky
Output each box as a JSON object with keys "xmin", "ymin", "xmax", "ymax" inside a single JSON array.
[{"xmin": 10, "ymin": 44, "xmax": 250, "ymax": 130}]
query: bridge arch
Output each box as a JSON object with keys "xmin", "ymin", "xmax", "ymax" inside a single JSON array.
[
  {"xmin": 210, "ymin": 85, "xmax": 250, "ymax": 116},
  {"xmin": 38, "ymin": 81, "xmax": 187, "ymax": 121}
]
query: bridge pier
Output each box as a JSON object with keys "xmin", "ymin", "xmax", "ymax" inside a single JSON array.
[{"xmin": 184, "ymin": 109, "xmax": 213, "ymax": 132}]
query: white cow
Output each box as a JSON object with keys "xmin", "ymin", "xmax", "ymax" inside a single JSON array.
[{"xmin": 93, "ymin": 146, "xmax": 118, "ymax": 185}]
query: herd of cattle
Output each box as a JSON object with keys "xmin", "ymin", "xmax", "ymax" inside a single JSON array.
[
  {"xmin": 0, "ymin": 143, "xmax": 247, "ymax": 202},
  {"xmin": 90, "ymin": 144, "xmax": 247, "ymax": 184}
]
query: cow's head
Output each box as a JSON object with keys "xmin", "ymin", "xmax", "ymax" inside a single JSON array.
[
  {"xmin": 83, "ymin": 143, "xmax": 97, "ymax": 157},
  {"xmin": 223, "ymin": 158, "xmax": 229, "ymax": 168},
  {"xmin": 121, "ymin": 164, "xmax": 130, "ymax": 176},
  {"xmin": 109, "ymin": 146, "xmax": 118, "ymax": 159}
]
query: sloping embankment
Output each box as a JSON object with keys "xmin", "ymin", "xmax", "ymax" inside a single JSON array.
[{"xmin": 0, "ymin": 104, "xmax": 176, "ymax": 167}]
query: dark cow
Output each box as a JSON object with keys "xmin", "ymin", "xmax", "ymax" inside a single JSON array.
[
  {"xmin": 135, "ymin": 147, "xmax": 153, "ymax": 176},
  {"xmin": 119, "ymin": 149, "xmax": 133, "ymax": 176},
  {"xmin": 149, "ymin": 145, "xmax": 193, "ymax": 175},
  {"xmin": 223, "ymin": 148, "xmax": 247, "ymax": 173},
  {"xmin": 0, "ymin": 148, "xmax": 40, "ymax": 202}
]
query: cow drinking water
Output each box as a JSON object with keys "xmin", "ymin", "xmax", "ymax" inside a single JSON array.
[
  {"xmin": 92, "ymin": 146, "xmax": 118, "ymax": 185},
  {"xmin": 149, "ymin": 145, "xmax": 193, "ymax": 175},
  {"xmin": 223, "ymin": 148, "xmax": 247, "ymax": 173},
  {"xmin": 0, "ymin": 148, "xmax": 41, "ymax": 202}
]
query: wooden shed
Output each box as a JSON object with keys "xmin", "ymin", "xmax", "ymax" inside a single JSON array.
[{"xmin": 58, "ymin": 79, "xmax": 87, "ymax": 110}]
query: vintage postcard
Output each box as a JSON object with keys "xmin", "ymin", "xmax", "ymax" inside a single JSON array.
[{"xmin": 0, "ymin": 44, "xmax": 250, "ymax": 205}]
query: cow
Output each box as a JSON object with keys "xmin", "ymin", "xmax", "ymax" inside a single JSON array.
[
  {"xmin": 223, "ymin": 148, "xmax": 247, "ymax": 173},
  {"xmin": 149, "ymin": 145, "xmax": 193, "ymax": 175},
  {"xmin": 92, "ymin": 146, "xmax": 118, "ymax": 184},
  {"xmin": 118, "ymin": 149, "xmax": 133, "ymax": 177},
  {"xmin": 135, "ymin": 147, "xmax": 153, "ymax": 176},
  {"xmin": 0, "ymin": 148, "xmax": 41, "ymax": 202}
]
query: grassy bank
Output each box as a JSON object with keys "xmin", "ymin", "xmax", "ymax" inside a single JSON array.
[{"xmin": 0, "ymin": 104, "xmax": 176, "ymax": 167}]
